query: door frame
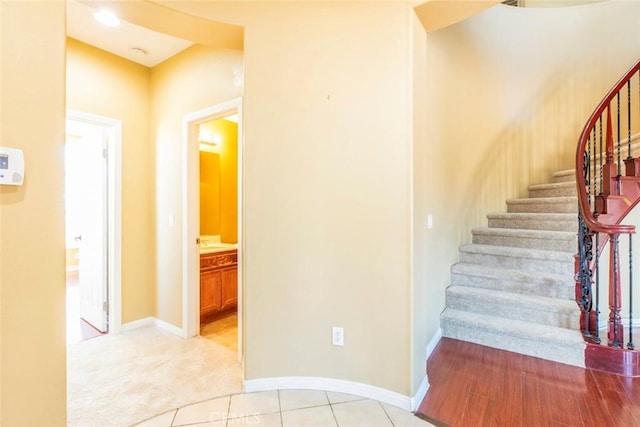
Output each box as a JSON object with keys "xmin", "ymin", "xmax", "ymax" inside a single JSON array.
[
  {"xmin": 66, "ymin": 110, "xmax": 123, "ymax": 334},
  {"xmin": 182, "ymin": 98, "xmax": 243, "ymax": 361}
]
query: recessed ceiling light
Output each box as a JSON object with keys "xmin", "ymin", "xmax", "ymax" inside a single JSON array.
[{"xmin": 94, "ymin": 9, "xmax": 121, "ymax": 27}]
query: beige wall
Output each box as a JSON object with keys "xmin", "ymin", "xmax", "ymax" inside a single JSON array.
[
  {"xmin": 150, "ymin": 44, "xmax": 243, "ymax": 327},
  {"xmin": 158, "ymin": 1, "xmax": 414, "ymax": 395},
  {"xmin": 0, "ymin": 1, "xmax": 67, "ymax": 425},
  {"xmin": 66, "ymin": 38, "xmax": 155, "ymax": 324},
  {"xmin": 411, "ymin": 11, "xmax": 430, "ymax": 394},
  {"xmin": 414, "ymin": 0, "xmax": 501, "ymax": 32}
]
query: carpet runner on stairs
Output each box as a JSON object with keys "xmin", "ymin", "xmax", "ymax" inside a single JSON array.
[{"xmin": 440, "ymin": 169, "xmax": 586, "ymax": 367}]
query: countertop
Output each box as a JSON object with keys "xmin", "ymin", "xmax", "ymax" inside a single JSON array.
[{"xmin": 199, "ymin": 243, "xmax": 238, "ymax": 254}]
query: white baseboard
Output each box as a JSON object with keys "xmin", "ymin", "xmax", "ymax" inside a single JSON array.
[
  {"xmin": 154, "ymin": 318, "xmax": 184, "ymax": 336},
  {"xmin": 410, "ymin": 376, "xmax": 429, "ymax": 412},
  {"xmin": 407, "ymin": 328, "xmax": 441, "ymax": 412},
  {"xmin": 121, "ymin": 317, "xmax": 183, "ymax": 337},
  {"xmin": 121, "ymin": 316, "xmax": 154, "ymax": 332},
  {"xmin": 598, "ymin": 318, "xmax": 640, "ymax": 329},
  {"xmin": 426, "ymin": 328, "xmax": 442, "ymax": 360},
  {"xmin": 244, "ymin": 377, "xmax": 412, "ymax": 411}
]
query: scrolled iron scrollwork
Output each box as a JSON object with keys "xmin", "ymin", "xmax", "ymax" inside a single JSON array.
[{"xmin": 577, "ymin": 212, "xmax": 594, "ymax": 313}]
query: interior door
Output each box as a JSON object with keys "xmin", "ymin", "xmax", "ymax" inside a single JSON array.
[{"xmin": 66, "ymin": 120, "xmax": 108, "ymax": 332}]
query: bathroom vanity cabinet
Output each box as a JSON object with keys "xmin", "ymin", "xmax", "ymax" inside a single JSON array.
[{"xmin": 200, "ymin": 249, "xmax": 237, "ymax": 324}]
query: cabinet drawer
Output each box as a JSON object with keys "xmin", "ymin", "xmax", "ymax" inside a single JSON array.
[{"xmin": 200, "ymin": 250, "xmax": 237, "ymax": 270}]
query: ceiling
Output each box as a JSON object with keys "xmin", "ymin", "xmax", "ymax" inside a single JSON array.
[{"xmin": 66, "ymin": 0, "xmax": 195, "ymax": 68}]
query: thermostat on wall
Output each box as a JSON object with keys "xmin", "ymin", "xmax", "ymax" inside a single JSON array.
[{"xmin": 0, "ymin": 147, "xmax": 25, "ymax": 186}]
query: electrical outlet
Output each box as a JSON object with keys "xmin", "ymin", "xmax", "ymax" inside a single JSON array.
[{"xmin": 332, "ymin": 326, "xmax": 344, "ymax": 346}]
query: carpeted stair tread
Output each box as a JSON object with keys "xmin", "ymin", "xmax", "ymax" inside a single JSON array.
[
  {"xmin": 459, "ymin": 243, "xmax": 575, "ymax": 263},
  {"xmin": 506, "ymin": 197, "xmax": 578, "ymax": 213},
  {"xmin": 450, "ymin": 263, "xmax": 574, "ymax": 300},
  {"xmin": 487, "ymin": 212, "xmax": 577, "ymax": 232},
  {"xmin": 473, "ymin": 227, "xmax": 575, "ymax": 239},
  {"xmin": 441, "ymin": 308, "xmax": 585, "ymax": 367},
  {"xmin": 506, "ymin": 196, "xmax": 577, "ymax": 213},
  {"xmin": 446, "ymin": 285, "xmax": 579, "ymax": 328},
  {"xmin": 487, "ymin": 212, "xmax": 576, "ymax": 220},
  {"xmin": 472, "ymin": 227, "xmax": 576, "ymax": 252},
  {"xmin": 529, "ymin": 181, "xmax": 575, "ymax": 191},
  {"xmin": 553, "ymin": 169, "xmax": 576, "ymax": 183},
  {"xmin": 528, "ymin": 181, "xmax": 576, "ymax": 198},
  {"xmin": 507, "ymin": 196, "xmax": 577, "ymax": 203},
  {"xmin": 459, "ymin": 244, "xmax": 574, "ymax": 275}
]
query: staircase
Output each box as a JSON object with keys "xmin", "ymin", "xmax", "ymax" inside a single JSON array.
[
  {"xmin": 441, "ymin": 169, "xmax": 587, "ymax": 367},
  {"xmin": 441, "ymin": 59, "xmax": 640, "ymax": 375}
]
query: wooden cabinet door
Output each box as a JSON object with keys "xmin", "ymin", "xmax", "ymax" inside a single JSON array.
[
  {"xmin": 200, "ymin": 269, "xmax": 222, "ymax": 316},
  {"xmin": 220, "ymin": 267, "xmax": 238, "ymax": 310}
]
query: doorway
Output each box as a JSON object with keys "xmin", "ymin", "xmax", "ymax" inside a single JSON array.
[
  {"xmin": 65, "ymin": 111, "xmax": 122, "ymax": 345},
  {"xmin": 183, "ymin": 98, "xmax": 243, "ymax": 362}
]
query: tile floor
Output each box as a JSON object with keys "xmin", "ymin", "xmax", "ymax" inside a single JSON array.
[
  {"xmin": 134, "ymin": 389, "xmax": 433, "ymax": 427},
  {"xmin": 69, "ymin": 310, "xmax": 431, "ymax": 426}
]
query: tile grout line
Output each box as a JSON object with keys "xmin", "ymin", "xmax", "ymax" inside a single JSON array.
[
  {"xmin": 136, "ymin": 390, "xmax": 417, "ymax": 426},
  {"xmin": 378, "ymin": 401, "xmax": 396, "ymax": 427},
  {"xmin": 170, "ymin": 409, "xmax": 178, "ymax": 427},
  {"xmin": 277, "ymin": 390, "xmax": 283, "ymax": 427},
  {"xmin": 326, "ymin": 391, "xmax": 341, "ymax": 427},
  {"xmin": 225, "ymin": 393, "xmax": 233, "ymax": 427}
]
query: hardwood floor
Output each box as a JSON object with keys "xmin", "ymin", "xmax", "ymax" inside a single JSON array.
[{"xmin": 416, "ymin": 338, "xmax": 640, "ymax": 427}]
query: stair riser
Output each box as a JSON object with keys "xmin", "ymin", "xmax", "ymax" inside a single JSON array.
[
  {"xmin": 472, "ymin": 233, "xmax": 576, "ymax": 253},
  {"xmin": 441, "ymin": 321, "xmax": 585, "ymax": 367},
  {"xmin": 446, "ymin": 289, "xmax": 580, "ymax": 329},
  {"xmin": 451, "ymin": 272, "xmax": 574, "ymax": 300},
  {"xmin": 487, "ymin": 218, "xmax": 577, "ymax": 232},
  {"xmin": 459, "ymin": 251, "xmax": 573, "ymax": 276},
  {"xmin": 507, "ymin": 201, "xmax": 577, "ymax": 214},
  {"xmin": 529, "ymin": 187, "xmax": 576, "ymax": 198},
  {"xmin": 553, "ymin": 173, "xmax": 575, "ymax": 183}
]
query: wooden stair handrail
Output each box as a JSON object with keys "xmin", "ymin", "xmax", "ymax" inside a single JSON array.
[
  {"xmin": 575, "ymin": 58, "xmax": 640, "ymax": 375},
  {"xmin": 576, "ymin": 59, "xmax": 640, "ymax": 235}
]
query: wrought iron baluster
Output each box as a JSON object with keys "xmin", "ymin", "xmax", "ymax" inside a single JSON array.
[
  {"xmin": 592, "ymin": 127, "xmax": 597, "ymax": 210},
  {"xmin": 578, "ymin": 213, "xmax": 594, "ymax": 338},
  {"xmin": 599, "ymin": 116, "xmax": 604, "ymax": 196}
]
